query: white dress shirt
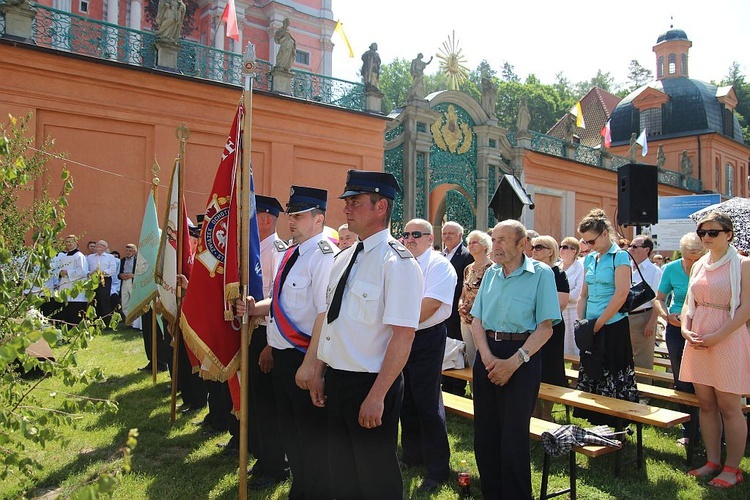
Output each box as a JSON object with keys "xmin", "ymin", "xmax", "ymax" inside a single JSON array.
[
  {"xmin": 86, "ymin": 252, "xmax": 119, "ymax": 278},
  {"xmin": 631, "ymin": 257, "xmax": 662, "ymax": 312},
  {"xmin": 564, "ymin": 259, "xmax": 584, "ymax": 307},
  {"xmin": 267, "ymin": 231, "xmax": 337, "ymax": 350},
  {"xmin": 416, "ymin": 249, "xmax": 457, "ymax": 330},
  {"xmin": 318, "ymin": 228, "xmax": 423, "ymax": 373}
]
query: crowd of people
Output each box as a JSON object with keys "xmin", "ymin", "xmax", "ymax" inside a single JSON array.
[{"xmin": 42, "ymin": 168, "xmax": 749, "ymax": 498}]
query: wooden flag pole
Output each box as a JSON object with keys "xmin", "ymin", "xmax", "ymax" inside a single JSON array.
[
  {"xmin": 170, "ymin": 124, "xmax": 190, "ymax": 423},
  {"xmin": 151, "ymin": 160, "xmax": 161, "ymax": 385},
  {"xmin": 237, "ymin": 42, "xmax": 257, "ymax": 500}
]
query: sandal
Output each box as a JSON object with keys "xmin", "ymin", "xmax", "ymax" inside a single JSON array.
[
  {"xmin": 708, "ymin": 465, "xmax": 744, "ymax": 489},
  {"xmin": 687, "ymin": 461, "xmax": 721, "ymax": 477}
]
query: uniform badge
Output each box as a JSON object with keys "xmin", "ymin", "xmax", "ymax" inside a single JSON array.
[
  {"xmin": 318, "ymin": 240, "xmax": 334, "ymax": 254},
  {"xmin": 274, "ymin": 239, "xmax": 288, "ymax": 252},
  {"xmin": 388, "ymin": 240, "xmax": 413, "ymax": 259}
]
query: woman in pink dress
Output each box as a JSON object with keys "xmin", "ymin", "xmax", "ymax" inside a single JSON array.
[{"xmin": 680, "ymin": 212, "xmax": 750, "ymax": 488}]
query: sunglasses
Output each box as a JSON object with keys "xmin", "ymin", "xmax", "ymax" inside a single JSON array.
[
  {"xmin": 559, "ymin": 245, "xmax": 576, "ymax": 251},
  {"xmin": 696, "ymin": 229, "xmax": 728, "ymax": 238},
  {"xmin": 402, "ymin": 231, "xmax": 429, "ymax": 239},
  {"xmin": 531, "ymin": 245, "xmax": 549, "ymax": 251},
  {"xmin": 582, "ymin": 232, "xmax": 603, "ymax": 246},
  {"xmin": 628, "ymin": 244, "xmax": 646, "ymax": 249}
]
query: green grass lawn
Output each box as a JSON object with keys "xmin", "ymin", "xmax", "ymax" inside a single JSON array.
[{"xmin": 3, "ymin": 326, "xmax": 748, "ymax": 499}]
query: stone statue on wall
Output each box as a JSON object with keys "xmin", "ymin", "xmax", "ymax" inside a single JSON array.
[
  {"xmin": 408, "ymin": 53, "xmax": 432, "ymax": 100},
  {"xmin": 516, "ymin": 97, "xmax": 531, "ymax": 131},
  {"xmin": 628, "ymin": 132, "xmax": 638, "ymax": 162},
  {"xmin": 656, "ymin": 144, "xmax": 666, "ymax": 168},
  {"xmin": 273, "ymin": 18, "xmax": 296, "ymax": 72},
  {"xmin": 563, "ymin": 114, "xmax": 577, "ymax": 143},
  {"xmin": 361, "ymin": 43, "xmax": 381, "ymax": 92},
  {"xmin": 680, "ymin": 150, "xmax": 693, "ymax": 178},
  {"xmin": 156, "ymin": 0, "xmax": 186, "ymax": 43},
  {"xmin": 481, "ymin": 77, "xmax": 498, "ymax": 118}
]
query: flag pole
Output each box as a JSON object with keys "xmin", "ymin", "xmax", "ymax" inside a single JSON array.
[
  {"xmin": 237, "ymin": 42, "xmax": 257, "ymax": 500},
  {"xmin": 151, "ymin": 160, "xmax": 161, "ymax": 385},
  {"xmin": 170, "ymin": 124, "xmax": 190, "ymax": 423}
]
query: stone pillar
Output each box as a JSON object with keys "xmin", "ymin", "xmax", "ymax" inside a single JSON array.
[
  {"xmin": 400, "ymin": 103, "xmax": 441, "ymax": 222},
  {"xmin": 320, "ymin": 36, "xmax": 333, "ymax": 77},
  {"xmin": 267, "ymin": 20, "xmax": 282, "ymax": 68},
  {"xmin": 364, "ymin": 90, "xmax": 383, "ymax": 114},
  {"xmin": 475, "ymin": 123, "xmax": 510, "ymax": 230},
  {"xmin": 105, "ymin": 0, "xmax": 119, "ymax": 60},
  {"xmin": 271, "ymin": 68, "xmax": 294, "ymax": 95},
  {"xmin": 156, "ymin": 40, "xmax": 179, "ymax": 69},
  {"xmin": 107, "ymin": 0, "xmax": 119, "ymax": 24},
  {"xmin": 0, "ymin": 2, "xmax": 37, "ymax": 41},
  {"xmin": 128, "ymin": 0, "xmax": 142, "ymax": 64}
]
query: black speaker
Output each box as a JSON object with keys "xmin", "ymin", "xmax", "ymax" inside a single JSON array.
[{"xmin": 617, "ymin": 164, "xmax": 658, "ymax": 226}]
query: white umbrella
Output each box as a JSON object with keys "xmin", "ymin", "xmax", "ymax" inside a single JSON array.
[{"xmin": 689, "ymin": 197, "xmax": 750, "ymax": 252}]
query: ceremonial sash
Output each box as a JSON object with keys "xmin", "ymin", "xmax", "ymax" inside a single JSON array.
[{"xmin": 271, "ymin": 246, "xmax": 311, "ymax": 352}]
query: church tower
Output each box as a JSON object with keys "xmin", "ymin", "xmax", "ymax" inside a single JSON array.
[{"xmin": 653, "ymin": 27, "xmax": 692, "ymax": 80}]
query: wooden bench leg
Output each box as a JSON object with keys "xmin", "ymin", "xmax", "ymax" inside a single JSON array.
[
  {"xmin": 569, "ymin": 450, "xmax": 577, "ymax": 500},
  {"xmin": 636, "ymin": 423, "xmax": 643, "ymax": 469},
  {"xmin": 540, "ymin": 453, "xmax": 550, "ymax": 500},
  {"xmin": 686, "ymin": 408, "xmax": 699, "ymax": 465}
]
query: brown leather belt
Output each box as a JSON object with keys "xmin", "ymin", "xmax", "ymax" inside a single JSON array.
[
  {"xmin": 629, "ymin": 307, "xmax": 653, "ymax": 315},
  {"xmin": 486, "ymin": 330, "xmax": 531, "ymax": 341}
]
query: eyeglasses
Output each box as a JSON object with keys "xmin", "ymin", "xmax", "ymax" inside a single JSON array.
[
  {"xmin": 696, "ymin": 229, "xmax": 728, "ymax": 238},
  {"xmin": 582, "ymin": 233, "xmax": 603, "ymax": 246},
  {"xmin": 628, "ymin": 244, "xmax": 646, "ymax": 249},
  {"xmin": 559, "ymin": 245, "xmax": 575, "ymax": 251},
  {"xmin": 402, "ymin": 231, "xmax": 429, "ymax": 239},
  {"xmin": 531, "ymin": 245, "xmax": 549, "ymax": 251}
]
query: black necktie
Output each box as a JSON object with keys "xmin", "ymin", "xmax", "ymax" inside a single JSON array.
[
  {"xmin": 327, "ymin": 242, "xmax": 364, "ymax": 323},
  {"xmin": 277, "ymin": 246, "xmax": 300, "ymax": 295}
]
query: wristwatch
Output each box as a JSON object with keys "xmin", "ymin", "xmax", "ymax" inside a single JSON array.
[{"xmin": 517, "ymin": 348, "xmax": 530, "ymax": 363}]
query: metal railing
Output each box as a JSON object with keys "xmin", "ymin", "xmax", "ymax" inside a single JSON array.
[{"xmin": 7, "ymin": 4, "xmax": 365, "ymax": 111}]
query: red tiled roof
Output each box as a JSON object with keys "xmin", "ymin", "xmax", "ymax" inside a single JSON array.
[{"xmin": 547, "ymin": 87, "xmax": 622, "ymax": 147}]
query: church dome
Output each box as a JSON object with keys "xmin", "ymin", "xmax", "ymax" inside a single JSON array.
[
  {"xmin": 609, "ymin": 77, "xmax": 744, "ymax": 145},
  {"xmin": 656, "ymin": 28, "xmax": 689, "ymax": 44}
]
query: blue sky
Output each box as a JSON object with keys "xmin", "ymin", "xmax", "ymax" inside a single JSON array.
[{"xmin": 329, "ymin": 0, "xmax": 749, "ymax": 89}]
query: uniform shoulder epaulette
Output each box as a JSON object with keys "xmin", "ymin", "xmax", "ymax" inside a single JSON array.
[
  {"xmin": 388, "ymin": 240, "xmax": 413, "ymax": 259},
  {"xmin": 274, "ymin": 239, "xmax": 288, "ymax": 252},
  {"xmin": 318, "ymin": 239, "xmax": 334, "ymax": 254}
]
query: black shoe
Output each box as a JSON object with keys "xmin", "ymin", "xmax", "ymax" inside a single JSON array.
[
  {"xmin": 247, "ymin": 462, "xmax": 265, "ymax": 477},
  {"xmin": 416, "ymin": 478, "xmax": 442, "ymax": 494},
  {"xmin": 138, "ymin": 364, "xmax": 151, "ymax": 372},
  {"xmin": 249, "ymin": 474, "xmax": 288, "ymax": 490}
]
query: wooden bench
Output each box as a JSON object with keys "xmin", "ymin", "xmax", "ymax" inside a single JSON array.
[
  {"xmin": 564, "ymin": 354, "xmax": 674, "ymax": 383},
  {"xmin": 442, "ymin": 392, "xmax": 619, "ymax": 499},
  {"xmin": 536, "ymin": 382, "xmax": 690, "ymax": 473}
]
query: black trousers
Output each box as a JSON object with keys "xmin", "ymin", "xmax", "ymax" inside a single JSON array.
[
  {"xmin": 206, "ymin": 380, "xmax": 232, "ymax": 432},
  {"xmin": 326, "ymin": 368, "xmax": 404, "ymax": 500},
  {"xmin": 92, "ymin": 276, "xmax": 112, "ymax": 320},
  {"xmin": 141, "ymin": 309, "xmax": 171, "ymax": 367},
  {"xmin": 400, "ymin": 323, "xmax": 450, "ymax": 482},
  {"xmin": 473, "ymin": 338, "xmax": 541, "ymax": 500},
  {"xmin": 272, "ymin": 347, "xmax": 330, "ymax": 499},
  {"xmin": 177, "ymin": 335, "xmax": 207, "ymax": 409}
]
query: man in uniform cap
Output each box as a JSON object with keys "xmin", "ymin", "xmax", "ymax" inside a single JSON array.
[
  {"xmin": 312, "ymin": 170, "xmax": 424, "ymax": 499},
  {"xmin": 236, "ymin": 186, "xmax": 336, "ymax": 498}
]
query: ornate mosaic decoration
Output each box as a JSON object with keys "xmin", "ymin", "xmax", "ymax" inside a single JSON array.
[
  {"xmin": 436, "ymin": 31, "xmax": 470, "ymax": 90},
  {"xmin": 429, "ymin": 103, "xmax": 477, "ymax": 200},
  {"xmin": 384, "ymin": 144, "xmax": 405, "ymax": 236},
  {"xmin": 431, "ymin": 104, "xmax": 473, "ymax": 154},
  {"xmin": 446, "ymin": 190, "xmax": 475, "ymax": 235}
]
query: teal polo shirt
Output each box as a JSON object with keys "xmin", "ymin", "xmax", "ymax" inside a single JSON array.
[
  {"xmin": 583, "ymin": 242, "xmax": 631, "ymax": 324},
  {"xmin": 470, "ymin": 255, "xmax": 561, "ymax": 333},
  {"xmin": 658, "ymin": 259, "xmax": 689, "ymax": 314}
]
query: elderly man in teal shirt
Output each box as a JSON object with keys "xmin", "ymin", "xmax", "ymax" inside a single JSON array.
[{"xmin": 470, "ymin": 220, "xmax": 561, "ymax": 500}]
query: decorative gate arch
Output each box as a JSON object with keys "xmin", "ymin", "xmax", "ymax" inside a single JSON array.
[{"xmin": 384, "ymin": 90, "xmax": 511, "ymax": 240}]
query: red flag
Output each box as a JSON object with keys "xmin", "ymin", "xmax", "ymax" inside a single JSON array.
[
  {"xmin": 181, "ymin": 103, "xmax": 243, "ymax": 391},
  {"xmin": 600, "ymin": 119, "xmax": 611, "ymax": 148},
  {"xmin": 222, "ymin": 0, "xmax": 240, "ymax": 41}
]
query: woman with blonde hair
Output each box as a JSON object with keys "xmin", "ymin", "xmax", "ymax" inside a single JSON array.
[
  {"xmin": 576, "ymin": 209, "xmax": 638, "ymax": 422},
  {"xmin": 457, "ymin": 230, "xmax": 493, "ymax": 370},
  {"xmin": 680, "ymin": 212, "xmax": 750, "ymax": 488},
  {"xmin": 559, "ymin": 237, "xmax": 584, "ymax": 356},
  {"xmin": 530, "ymin": 235, "xmax": 570, "ymax": 420}
]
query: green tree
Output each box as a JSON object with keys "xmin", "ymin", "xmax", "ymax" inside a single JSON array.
[
  {"xmin": 495, "ymin": 81, "xmax": 564, "ymax": 132},
  {"xmin": 626, "ymin": 59, "xmax": 653, "ymax": 92},
  {"xmin": 379, "ymin": 58, "xmax": 412, "ymax": 113},
  {"xmin": 574, "ymin": 69, "xmax": 616, "ymax": 95},
  {"xmin": 722, "ymin": 61, "xmax": 750, "ymax": 143},
  {"xmin": 0, "ymin": 114, "xmax": 131, "ymax": 495},
  {"xmin": 501, "ymin": 62, "xmax": 520, "ymax": 83}
]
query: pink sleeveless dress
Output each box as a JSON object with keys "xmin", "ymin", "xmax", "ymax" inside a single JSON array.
[{"xmin": 679, "ymin": 259, "xmax": 750, "ymax": 394}]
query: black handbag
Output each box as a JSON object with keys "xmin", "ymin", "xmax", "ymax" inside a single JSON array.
[{"xmin": 617, "ymin": 252, "xmax": 656, "ymax": 314}]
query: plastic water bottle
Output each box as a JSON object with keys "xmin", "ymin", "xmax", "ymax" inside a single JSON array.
[{"xmin": 458, "ymin": 459, "xmax": 471, "ymax": 498}]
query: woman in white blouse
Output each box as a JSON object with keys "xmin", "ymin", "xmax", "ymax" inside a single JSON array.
[{"xmin": 560, "ymin": 236, "xmax": 584, "ymax": 355}]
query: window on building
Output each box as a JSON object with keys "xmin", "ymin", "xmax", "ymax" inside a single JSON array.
[
  {"xmin": 715, "ymin": 161, "xmax": 721, "ymax": 192},
  {"xmin": 79, "ymin": 0, "xmax": 89, "ymax": 13},
  {"xmin": 657, "ymin": 56, "xmax": 664, "ymax": 78},
  {"xmin": 723, "ymin": 106, "xmax": 735, "ymax": 137},
  {"xmin": 681, "ymin": 54, "xmax": 688, "ymax": 75},
  {"xmin": 740, "ymin": 166, "xmax": 746, "ymax": 196},
  {"xmin": 639, "ymin": 107, "xmax": 663, "ymax": 136},
  {"xmin": 725, "ymin": 163, "xmax": 735, "ymax": 197},
  {"xmin": 668, "ymin": 54, "xmax": 677, "ymax": 75},
  {"xmin": 295, "ymin": 50, "xmax": 310, "ymax": 66}
]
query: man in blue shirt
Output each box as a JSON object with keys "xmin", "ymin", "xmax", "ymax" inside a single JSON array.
[{"xmin": 470, "ymin": 220, "xmax": 561, "ymax": 499}]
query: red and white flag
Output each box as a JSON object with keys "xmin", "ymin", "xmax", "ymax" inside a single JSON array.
[
  {"xmin": 600, "ymin": 120, "xmax": 611, "ymax": 148},
  {"xmin": 222, "ymin": 0, "xmax": 239, "ymax": 41}
]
